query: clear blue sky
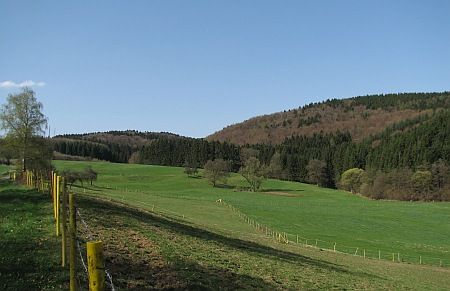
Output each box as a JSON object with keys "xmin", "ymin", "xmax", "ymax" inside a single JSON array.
[{"xmin": 1, "ymin": 1, "xmax": 449, "ymax": 138}]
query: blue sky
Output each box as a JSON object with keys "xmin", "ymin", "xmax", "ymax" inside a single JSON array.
[{"xmin": 1, "ymin": 1, "xmax": 449, "ymax": 137}]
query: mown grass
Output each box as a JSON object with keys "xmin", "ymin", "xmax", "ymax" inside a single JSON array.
[
  {"xmin": 55, "ymin": 160, "xmax": 450, "ymax": 267},
  {"xmin": 0, "ymin": 180, "xmax": 68, "ymax": 290}
]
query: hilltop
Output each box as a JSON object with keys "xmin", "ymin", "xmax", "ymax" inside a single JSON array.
[{"xmin": 207, "ymin": 92, "xmax": 450, "ymax": 145}]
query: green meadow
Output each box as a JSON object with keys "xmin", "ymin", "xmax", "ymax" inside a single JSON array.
[
  {"xmin": 54, "ymin": 160, "xmax": 450, "ymax": 267},
  {"xmin": 0, "ymin": 164, "xmax": 10, "ymax": 175}
]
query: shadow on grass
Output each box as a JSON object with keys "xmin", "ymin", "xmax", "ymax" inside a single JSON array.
[
  {"xmin": 214, "ymin": 184, "xmax": 237, "ymax": 190},
  {"xmin": 77, "ymin": 196, "xmax": 382, "ymax": 282}
]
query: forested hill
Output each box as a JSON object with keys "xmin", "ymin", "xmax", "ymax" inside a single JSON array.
[
  {"xmin": 52, "ymin": 130, "xmax": 186, "ymax": 163},
  {"xmin": 52, "ymin": 130, "xmax": 241, "ymax": 166},
  {"xmin": 207, "ymin": 92, "xmax": 450, "ymax": 145}
]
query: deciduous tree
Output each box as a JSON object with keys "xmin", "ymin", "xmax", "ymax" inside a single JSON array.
[
  {"xmin": 306, "ymin": 159, "xmax": 326, "ymax": 186},
  {"xmin": 0, "ymin": 88, "xmax": 48, "ymax": 171},
  {"xmin": 239, "ymin": 157, "xmax": 267, "ymax": 192},
  {"xmin": 339, "ymin": 168, "xmax": 367, "ymax": 193},
  {"xmin": 203, "ymin": 159, "xmax": 229, "ymax": 187}
]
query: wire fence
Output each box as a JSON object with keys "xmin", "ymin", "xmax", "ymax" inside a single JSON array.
[
  {"xmin": 75, "ymin": 183, "xmax": 450, "ymax": 269},
  {"xmin": 18, "ymin": 170, "xmax": 117, "ymax": 290},
  {"xmin": 76, "ymin": 209, "xmax": 116, "ymax": 291},
  {"xmin": 218, "ymin": 199, "xmax": 449, "ymax": 268}
]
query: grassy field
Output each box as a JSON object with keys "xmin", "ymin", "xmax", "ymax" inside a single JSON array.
[
  {"xmin": 0, "ymin": 164, "xmax": 11, "ymax": 175},
  {"xmin": 55, "ymin": 160, "xmax": 450, "ymax": 267},
  {"xmin": 2, "ymin": 163, "xmax": 450, "ymax": 289},
  {"xmin": 0, "ymin": 180, "xmax": 68, "ymax": 290}
]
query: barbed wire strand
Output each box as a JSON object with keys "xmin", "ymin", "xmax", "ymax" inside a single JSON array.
[
  {"xmin": 76, "ymin": 239, "xmax": 89, "ymax": 274},
  {"xmin": 105, "ymin": 268, "xmax": 116, "ymax": 291},
  {"xmin": 76, "ymin": 209, "xmax": 94, "ymax": 240},
  {"xmin": 76, "ymin": 207, "xmax": 116, "ymax": 290}
]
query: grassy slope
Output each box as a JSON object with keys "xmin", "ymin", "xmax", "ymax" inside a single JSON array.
[
  {"xmin": 0, "ymin": 181, "xmax": 68, "ymax": 290},
  {"xmin": 55, "ymin": 161, "xmax": 450, "ymax": 266}
]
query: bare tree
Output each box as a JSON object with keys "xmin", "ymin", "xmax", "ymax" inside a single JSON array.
[{"xmin": 203, "ymin": 159, "xmax": 229, "ymax": 187}]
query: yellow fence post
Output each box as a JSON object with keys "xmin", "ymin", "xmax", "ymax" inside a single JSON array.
[
  {"xmin": 61, "ymin": 177, "xmax": 67, "ymax": 267},
  {"xmin": 87, "ymin": 241, "xmax": 105, "ymax": 291},
  {"xmin": 69, "ymin": 193, "xmax": 77, "ymax": 291},
  {"xmin": 56, "ymin": 176, "xmax": 61, "ymax": 236},
  {"xmin": 53, "ymin": 172, "xmax": 57, "ymax": 219}
]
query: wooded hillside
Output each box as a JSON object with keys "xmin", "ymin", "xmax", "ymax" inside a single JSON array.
[{"xmin": 207, "ymin": 92, "xmax": 450, "ymax": 145}]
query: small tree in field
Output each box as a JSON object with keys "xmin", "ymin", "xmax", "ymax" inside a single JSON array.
[
  {"xmin": 239, "ymin": 156, "xmax": 267, "ymax": 192},
  {"xmin": 85, "ymin": 166, "xmax": 98, "ymax": 186},
  {"xmin": 183, "ymin": 159, "xmax": 198, "ymax": 177},
  {"xmin": 203, "ymin": 159, "xmax": 229, "ymax": 187}
]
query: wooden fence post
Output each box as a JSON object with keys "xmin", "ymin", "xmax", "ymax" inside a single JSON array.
[
  {"xmin": 87, "ymin": 241, "xmax": 105, "ymax": 291},
  {"xmin": 69, "ymin": 193, "xmax": 77, "ymax": 291}
]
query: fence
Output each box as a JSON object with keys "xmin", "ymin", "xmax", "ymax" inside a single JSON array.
[
  {"xmin": 217, "ymin": 199, "xmax": 449, "ymax": 268},
  {"xmin": 19, "ymin": 169, "xmax": 116, "ymax": 291},
  {"xmin": 17, "ymin": 170, "xmax": 449, "ymax": 283},
  {"xmin": 72, "ymin": 183, "xmax": 450, "ymax": 269}
]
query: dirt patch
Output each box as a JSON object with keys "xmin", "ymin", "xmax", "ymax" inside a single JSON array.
[{"xmin": 78, "ymin": 203, "xmax": 187, "ymax": 290}]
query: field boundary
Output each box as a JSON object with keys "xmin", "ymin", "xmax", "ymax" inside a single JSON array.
[{"xmin": 217, "ymin": 200, "xmax": 449, "ymax": 269}]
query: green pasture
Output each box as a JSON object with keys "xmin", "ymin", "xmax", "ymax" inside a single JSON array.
[
  {"xmin": 0, "ymin": 181, "xmax": 68, "ymax": 289},
  {"xmin": 0, "ymin": 164, "xmax": 11, "ymax": 175},
  {"xmin": 54, "ymin": 160, "xmax": 450, "ymax": 267}
]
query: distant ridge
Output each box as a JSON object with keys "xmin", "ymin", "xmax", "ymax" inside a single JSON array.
[{"xmin": 207, "ymin": 92, "xmax": 450, "ymax": 145}]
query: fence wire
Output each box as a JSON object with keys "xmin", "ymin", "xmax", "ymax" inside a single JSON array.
[
  {"xmin": 76, "ymin": 208, "xmax": 116, "ymax": 291},
  {"xmin": 218, "ymin": 199, "xmax": 449, "ymax": 268}
]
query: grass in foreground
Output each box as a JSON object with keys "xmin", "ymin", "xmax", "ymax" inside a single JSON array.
[
  {"xmin": 55, "ymin": 160, "xmax": 450, "ymax": 267},
  {"xmin": 0, "ymin": 181, "xmax": 68, "ymax": 290}
]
